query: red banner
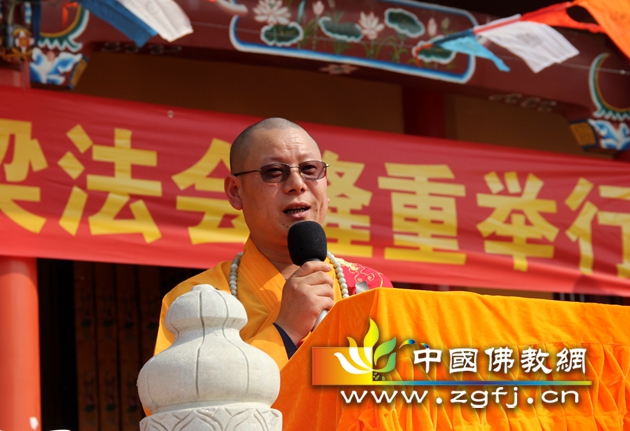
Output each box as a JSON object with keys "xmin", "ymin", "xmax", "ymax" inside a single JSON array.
[{"xmin": 2, "ymin": 86, "xmax": 630, "ymax": 295}]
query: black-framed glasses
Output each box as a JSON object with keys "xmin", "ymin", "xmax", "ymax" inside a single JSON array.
[{"xmin": 232, "ymin": 160, "xmax": 329, "ymax": 183}]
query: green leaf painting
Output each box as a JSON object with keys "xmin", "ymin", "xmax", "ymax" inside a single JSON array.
[
  {"xmin": 297, "ymin": 0, "xmax": 306, "ymax": 23},
  {"xmin": 319, "ymin": 17, "xmax": 363, "ymax": 42},
  {"xmin": 262, "ymin": 23, "xmax": 304, "ymax": 46},
  {"xmin": 417, "ymin": 46, "xmax": 456, "ymax": 64},
  {"xmin": 384, "ymin": 8, "xmax": 425, "ymax": 38}
]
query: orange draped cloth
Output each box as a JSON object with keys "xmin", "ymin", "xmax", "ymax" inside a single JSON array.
[
  {"xmin": 273, "ymin": 289, "xmax": 630, "ymax": 430},
  {"xmin": 575, "ymin": 0, "xmax": 630, "ymax": 59}
]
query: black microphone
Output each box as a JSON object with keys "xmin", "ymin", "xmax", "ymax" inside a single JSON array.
[
  {"xmin": 287, "ymin": 221, "xmax": 329, "ymax": 328},
  {"xmin": 288, "ymin": 221, "xmax": 327, "ymax": 265}
]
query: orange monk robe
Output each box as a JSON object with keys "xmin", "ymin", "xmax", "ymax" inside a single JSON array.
[{"xmin": 155, "ymin": 238, "xmax": 348, "ymax": 369}]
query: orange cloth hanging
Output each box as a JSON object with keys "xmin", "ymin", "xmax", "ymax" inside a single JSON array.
[
  {"xmin": 274, "ymin": 289, "xmax": 630, "ymax": 430},
  {"xmin": 522, "ymin": 2, "xmax": 603, "ymax": 33},
  {"xmin": 574, "ymin": 0, "xmax": 630, "ymax": 58}
]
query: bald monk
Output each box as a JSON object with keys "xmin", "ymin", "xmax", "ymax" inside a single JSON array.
[{"xmin": 154, "ymin": 118, "xmax": 392, "ymax": 368}]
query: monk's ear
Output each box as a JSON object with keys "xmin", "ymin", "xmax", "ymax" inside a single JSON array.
[{"xmin": 225, "ymin": 175, "xmax": 243, "ymax": 210}]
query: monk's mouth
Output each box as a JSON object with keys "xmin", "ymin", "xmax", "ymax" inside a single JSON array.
[{"xmin": 284, "ymin": 206, "xmax": 310, "ymax": 215}]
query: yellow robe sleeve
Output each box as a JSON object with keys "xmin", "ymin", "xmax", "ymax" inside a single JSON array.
[{"xmin": 247, "ymin": 325, "xmax": 289, "ymax": 369}]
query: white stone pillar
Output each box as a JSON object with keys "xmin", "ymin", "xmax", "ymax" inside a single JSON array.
[{"xmin": 138, "ymin": 284, "xmax": 282, "ymax": 431}]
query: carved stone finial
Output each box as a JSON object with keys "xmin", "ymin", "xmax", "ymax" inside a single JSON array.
[{"xmin": 138, "ymin": 284, "xmax": 282, "ymax": 431}]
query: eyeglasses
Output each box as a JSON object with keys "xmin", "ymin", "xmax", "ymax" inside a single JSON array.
[{"xmin": 232, "ymin": 160, "xmax": 329, "ymax": 183}]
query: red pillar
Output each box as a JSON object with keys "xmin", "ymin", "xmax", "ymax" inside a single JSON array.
[{"xmin": 0, "ymin": 257, "xmax": 40, "ymax": 431}]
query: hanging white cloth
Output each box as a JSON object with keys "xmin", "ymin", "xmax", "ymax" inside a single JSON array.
[
  {"xmin": 116, "ymin": 0, "xmax": 192, "ymax": 42},
  {"xmin": 481, "ymin": 21, "xmax": 579, "ymax": 73}
]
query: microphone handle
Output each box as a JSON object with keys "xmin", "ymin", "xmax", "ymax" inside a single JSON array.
[{"xmin": 313, "ymin": 310, "xmax": 328, "ymax": 329}]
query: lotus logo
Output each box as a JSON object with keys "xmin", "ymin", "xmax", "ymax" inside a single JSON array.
[{"xmin": 334, "ymin": 319, "xmax": 415, "ymax": 380}]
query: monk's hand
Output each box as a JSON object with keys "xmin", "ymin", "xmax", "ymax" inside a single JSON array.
[{"xmin": 274, "ymin": 261, "xmax": 335, "ymax": 345}]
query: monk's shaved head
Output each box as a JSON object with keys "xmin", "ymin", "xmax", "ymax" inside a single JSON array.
[
  {"xmin": 230, "ymin": 117, "xmax": 310, "ymax": 173},
  {"xmin": 224, "ymin": 117, "xmax": 328, "ymax": 255}
]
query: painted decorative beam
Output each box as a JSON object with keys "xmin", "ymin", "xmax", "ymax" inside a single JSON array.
[{"xmin": 28, "ymin": 0, "xmax": 630, "ymax": 152}]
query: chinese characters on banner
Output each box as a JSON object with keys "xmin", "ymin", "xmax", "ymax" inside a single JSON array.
[{"xmin": 1, "ymin": 86, "xmax": 630, "ymax": 295}]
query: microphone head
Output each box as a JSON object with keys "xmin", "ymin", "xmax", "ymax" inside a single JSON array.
[{"xmin": 288, "ymin": 221, "xmax": 327, "ymax": 265}]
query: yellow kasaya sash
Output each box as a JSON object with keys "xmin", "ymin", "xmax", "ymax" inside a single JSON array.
[{"xmin": 154, "ymin": 237, "xmax": 342, "ymax": 368}]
